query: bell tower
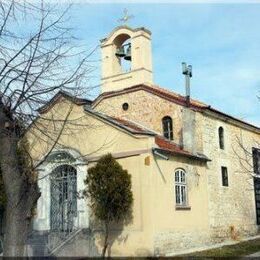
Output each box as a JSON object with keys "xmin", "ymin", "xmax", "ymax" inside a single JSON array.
[{"xmin": 100, "ymin": 26, "xmax": 153, "ymax": 93}]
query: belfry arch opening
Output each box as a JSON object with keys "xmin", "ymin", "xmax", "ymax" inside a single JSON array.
[
  {"xmin": 101, "ymin": 26, "xmax": 153, "ymax": 92},
  {"xmin": 114, "ymin": 33, "xmax": 132, "ymax": 73}
]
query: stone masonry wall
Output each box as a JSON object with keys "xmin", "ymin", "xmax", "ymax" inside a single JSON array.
[
  {"xmin": 153, "ymin": 230, "xmax": 211, "ymax": 256},
  {"xmin": 94, "ymin": 88, "xmax": 260, "ymax": 254},
  {"xmin": 203, "ymin": 114, "xmax": 259, "ymax": 241},
  {"xmin": 94, "ymin": 89, "xmax": 203, "ymax": 153}
]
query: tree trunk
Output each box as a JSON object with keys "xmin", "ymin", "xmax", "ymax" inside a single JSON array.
[
  {"xmin": 0, "ymin": 103, "xmax": 40, "ymax": 256},
  {"xmin": 101, "ymin": 221, "xmax": 109, "ymax": 258},
  {"xmin": 4, "ymin": 201, "xmax": 30, "ymax": 256}
]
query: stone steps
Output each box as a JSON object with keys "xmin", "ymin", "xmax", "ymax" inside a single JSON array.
[
  {"xmin": 27, "ymin": 231, "xmax": 49, "ymax": 257},
  {"xmin": 27, "ymin": 229, "xmax": 99, "ymax": 257}
]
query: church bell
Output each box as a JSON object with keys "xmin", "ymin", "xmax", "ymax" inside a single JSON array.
[
  {"xmin": 124, "ymin": 44, "xmax": 131, "ymax": 61},
  {"xmin": 115, "ymin": 46, "xmax": 125, "ymax": 57}
]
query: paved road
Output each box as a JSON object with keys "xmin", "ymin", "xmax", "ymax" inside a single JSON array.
[{"xmin": 248, "ymin": 252, "xmax": 260, "ymax": 257}]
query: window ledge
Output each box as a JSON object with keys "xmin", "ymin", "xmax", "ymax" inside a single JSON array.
[{"xmin": 175, "ymin": 205, "xmax": 191, "ymax": 210}]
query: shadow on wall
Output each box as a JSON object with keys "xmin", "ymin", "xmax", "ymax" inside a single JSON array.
[{"xmin": 92, "ymin": 209, "xmax": 133, "ymax": 257}]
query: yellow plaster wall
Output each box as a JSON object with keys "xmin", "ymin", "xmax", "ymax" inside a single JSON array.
[
  {"xmin": 149, "ymin": 155, "xmax": 210, "ymax": 255},
  {"xmin": 27, "ymin": 98, "xmax": 150, "ymax": 162},
  {"xmin": 94, "ymin": 87, "xmax": 260, "ymax": 253},
  {"xmin": 27, "ymin": 99, "xmax": 156, "ymax": 256},
  {"xmin": 27, "ymin": 95, "xmax": 260, "ymax": 256},
  {"xmin": 89, "ymin": 154, "xmax": 155, "ymax": 256}
]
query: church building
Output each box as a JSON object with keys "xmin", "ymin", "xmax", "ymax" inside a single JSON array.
[{"xmin": 27, "ymin": 25, "xmax": 260, "ymax": 256}]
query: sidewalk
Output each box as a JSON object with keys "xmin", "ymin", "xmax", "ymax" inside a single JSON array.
[{"xmin": 169, "ymin": 234, "xmax": 260, "ymax": 257}]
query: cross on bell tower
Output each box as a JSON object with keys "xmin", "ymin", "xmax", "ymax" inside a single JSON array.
[{"xmin": 117, "ymin": 9, "xmax": 134, "ymax": 25}]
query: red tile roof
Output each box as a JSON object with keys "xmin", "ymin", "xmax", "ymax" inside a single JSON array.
[
  {"xmin": 155, "ymin": 136, "xmax": 190, "ymax": 155},
  {"xmin": 154, "ymin": 135, "xmax": 210, "ymax": 161},
  {"xmin": 110, "ymin": 116, "xmax": 150, "ymax": 133},
  {"xmin": 93, "ymin": 84, "xmax": 259, "ymax": 131},
  {"xmin": 85, "ymin": 107, "xmax": 210, "ymax": 160},
  {"xmin": 93, "ymin": 83, "xmax": 207, "ymax": 111},
  {"xmin": 85, "ymin": 107, "xmax": 210, "ymax": 161}
]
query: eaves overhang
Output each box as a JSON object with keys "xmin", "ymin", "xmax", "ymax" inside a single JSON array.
[
  {"xmin": 152, "ymin": 147, "xmax": 211, "ymax": 162},
  {"xmin": 38, "ymin": 90, "xmax": 92, "ymax": 114},
  {"xmin": 92, "ymin": 84, "xmax": 260, "ymax": 133}
]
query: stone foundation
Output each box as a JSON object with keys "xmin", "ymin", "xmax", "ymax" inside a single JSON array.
[
  {"xmin": 153, "ymin": 229, "xmax": 211, "ymax": 256},
  {"xmin": 153, "ymin": 224, "xmax": 258, "ymax": 256}
]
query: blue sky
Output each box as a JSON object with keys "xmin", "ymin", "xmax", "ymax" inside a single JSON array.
[{"xmin": 65, "ymin": 2, "xmax": 260, "ymax": 126}]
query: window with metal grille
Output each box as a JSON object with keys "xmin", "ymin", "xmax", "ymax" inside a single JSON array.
[
  {"xmin": 252, "ymin": 148, "xmax": 260, "ymax": 225},
  {"xmin": 253, "ymin": 147, "xmax": 260, "ymax": 175},
  {"xmin": 221, "ymin": 166, "xmax": 229, "ymax": 186},
  {"xmin": 218, "ymin": 127, "xmax": 225, "ymax": 150},
  {"xmin": 162, "ymin": 116, "xmax": 173, "ymax": 140},
  {"xmin": 175, "ymin": 169, "xmax": 187, "ymax": 205}
]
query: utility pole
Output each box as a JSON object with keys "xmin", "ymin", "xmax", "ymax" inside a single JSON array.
[{"xmin": 182, "ymin": 62, "xmax": 192, "ymax": 106}]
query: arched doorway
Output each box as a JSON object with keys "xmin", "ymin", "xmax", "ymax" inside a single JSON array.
[
  {"xmin": 34, "ymin": 149, "xmax": 89, "ymax": 232},
  {"xmin": 50, "ymin": 164, "xmax": 77, "ymax": 233}
]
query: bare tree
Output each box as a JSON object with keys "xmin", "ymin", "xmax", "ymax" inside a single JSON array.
[
  {"xmin": 0, "ymin": 0, "xmax": 96, "ymax": 256},
  {"xmin": 232, "ymin": 132, "xmax": 260, "ymax": 181}
]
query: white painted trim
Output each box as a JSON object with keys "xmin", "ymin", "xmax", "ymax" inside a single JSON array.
[{"xmin": 33, "ymin": 149, "xmax": 89, "ymax": 231}]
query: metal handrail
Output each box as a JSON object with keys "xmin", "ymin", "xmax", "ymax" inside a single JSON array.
[{"xmin": 47, "ymin": 209, "xmax": 82, "ymax": 253}]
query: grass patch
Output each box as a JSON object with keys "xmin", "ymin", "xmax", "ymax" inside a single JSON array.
[{"xmin": 181, "ymin": 238, "xmax": 260, "ymax": 257}]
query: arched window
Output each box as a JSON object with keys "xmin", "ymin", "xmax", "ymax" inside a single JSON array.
[
  {"xmin": 162, "ymin": 116, "xmax": 173, "ymax": 140},
  {"xmin": 175, "ymin": 169, "xmax": 187, "ymax": 205},
  {"xmin": 46, "ymin": 151, "xmax": 76, "ymax": 163},
  {"xmin": 218, "ymin": 127, "xmax": 224, "ymax": 150}
]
